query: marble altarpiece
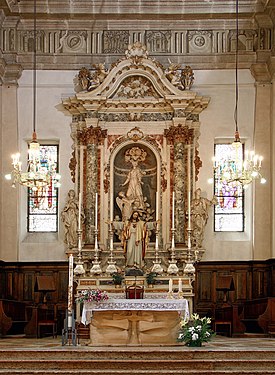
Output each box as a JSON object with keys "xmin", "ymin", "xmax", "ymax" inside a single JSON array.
[{"xmin": 62, "ymin": 43, "xmax": 211, "ymax": 315}]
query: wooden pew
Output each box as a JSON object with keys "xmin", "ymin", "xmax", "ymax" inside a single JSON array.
[
  {"xmin": 258, "ymin": 298, "xmax": 275, "ymax": 334},
  {"xmin": 0, "ymin": 299, "xmax": 30, "ymax": 336},
  {"xmin": 25, "ymin": 305, "xmax": 57, "ymax": 338},
  {"xmin": 213, "ymin": 304, "xmax": 246, "ymax": 336},
  {"xmin": 238, "ymin": 298, "xmax": 270, "ymax": 334}
]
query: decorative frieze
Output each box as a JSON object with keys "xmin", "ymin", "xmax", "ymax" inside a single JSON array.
[
  {"xmin": 102, "ymin": 31, "xmax": 130, "ymax": 54},
  {"xmin": 60, "ymin": 31, "xmax": 87, "ymax": 53},
  {"xmin": 187, "ymin": 30, "xmax": 213, "ymax": 54},
  {"xmin": 145, "ymin": 30, "xmax": 171, "ymax": 53},
  {"xmin": 1, "ymin": 26, "xmax": 271, "ymax": 70}
]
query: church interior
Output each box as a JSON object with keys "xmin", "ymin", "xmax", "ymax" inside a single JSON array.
[{"xmin": 0, "ymin": 0, "xmax": 275, "ymax": 370}]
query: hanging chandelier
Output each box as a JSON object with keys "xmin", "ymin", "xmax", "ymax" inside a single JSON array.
[
  {"xmin": 5, "ymin": 0, "xmax": 61, "ymax": 192},
  {"xmin": 213, "ymin": 0, "xmax": 265, "ymax": 188}
]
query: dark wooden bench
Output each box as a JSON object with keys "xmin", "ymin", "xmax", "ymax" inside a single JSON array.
[
  {"xmin": 25, "ymin": 305, "xmax": 57, "ymax": 338},
  {"xmin": 0, "ymin": 299, "xmax": 30, "ymax": 336},
  {"xmin": 238, "ymin": 298, "xmax": 272, "ymax": 334},
  {"xmin": 258, "ymin": 298, "xmax": 275, "ymax": 334}
]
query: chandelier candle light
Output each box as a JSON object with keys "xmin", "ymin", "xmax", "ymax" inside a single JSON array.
[
  {"xmin": 212, "ymin": 0, "xmax": 265, "ymax": 188},
  {"xmin": 5, "ymin": 0, "xmax": 61, "ymax": 191}
]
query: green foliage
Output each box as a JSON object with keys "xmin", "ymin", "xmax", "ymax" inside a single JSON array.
[
  {"xmin": 146, "ymin": 272, "xmax": 157, "ymax": 285},
  {"xmin": 112, "ymin": 272, "xmax": 124, "ymax": 285}
]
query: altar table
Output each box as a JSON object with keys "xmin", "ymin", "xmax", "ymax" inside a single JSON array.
[{"xmin": 82, "ymin": 298, "xmax": 189, "ymax": 346}]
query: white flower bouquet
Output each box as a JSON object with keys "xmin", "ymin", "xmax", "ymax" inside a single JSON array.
[{"xmin": 178, "ymin": 313, "xmax": 214, "ymax": 347}]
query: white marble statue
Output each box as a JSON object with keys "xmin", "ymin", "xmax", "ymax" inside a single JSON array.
[{"xmin": 190, "ymin": 188, "xmax": 217, "ymax": 248}]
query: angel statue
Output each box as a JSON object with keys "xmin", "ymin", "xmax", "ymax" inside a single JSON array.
[
  {"xmin": 61, "ymin": 190, "xmax": 85, "ymax": 248},
  {"xmin": 190, "ymin": 188, "xmax": 217, "ymax": 248}
]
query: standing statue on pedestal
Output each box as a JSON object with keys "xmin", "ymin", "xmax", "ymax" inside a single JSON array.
[
  {"xmin": 111, "ymin": 210, "xmax": 156, "ymax": 269},
  {"xmin": 61, "ymin": 190, "xmax": 85, "ymax": 248},
  {"xmin": 190, "ymin": 188, "xmax": 217, "ymax": 248}
]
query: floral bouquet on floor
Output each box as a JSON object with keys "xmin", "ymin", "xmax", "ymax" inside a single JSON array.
[
  {"xmin": 177, "ymin": 313, "xmax": 215, "ymax": 347},
  {"xmin": 75, "ymin": 289, "xmax": 109, "ymax": 303}
]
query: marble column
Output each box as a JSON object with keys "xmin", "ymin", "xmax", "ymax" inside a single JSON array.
[{"xmin": 0, "ymin": 62, "xmax": 22, "ymax": 261}]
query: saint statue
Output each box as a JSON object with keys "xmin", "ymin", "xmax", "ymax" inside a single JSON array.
[
  {"xmin": 111, "ymin": 210, "xmax": 156, "ymax": 269},
  {"xmin": 121, "ymin": 159, "xmax": 145, "ymax": 211},
  {"xmin": 190, "ymin": 188, "xmax": 217, "ymax": 248},
  {"xmin": 116, "ymin": 146, "xmax": 148, "ymax": 220},
  {"xmin": 61, "ymin": 190, "xmax": 85, "ymax": 248}
]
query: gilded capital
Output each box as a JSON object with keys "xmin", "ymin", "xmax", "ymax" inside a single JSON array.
[
  {"xmin": 78, "ymin": 126, "xmax": 107, "ymax": 145},
  {"xmin": 164, "ymin": 124, "xmax": 193, "ymax": 144}
]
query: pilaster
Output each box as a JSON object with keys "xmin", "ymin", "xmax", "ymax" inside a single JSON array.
[
  {"xmin": 0, "ymin": 61, "xmax": 22, "ymax": 261},
  {"xmin": 268, "ymin": 57, "xmax": 275, "ymax": 259},
  {"xmin": 250, "ymin": 62, "xmax": 272, "ymax": 260}
]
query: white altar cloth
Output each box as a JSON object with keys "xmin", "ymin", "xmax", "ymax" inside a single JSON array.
[{"xmin": 81, "ymin": 298, "xmax": 189, "ymax": 325}]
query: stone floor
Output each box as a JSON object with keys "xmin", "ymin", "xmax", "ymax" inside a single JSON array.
[{"xmin": 0, "ymin": 334, "xmax": 275, "ymax": 351}]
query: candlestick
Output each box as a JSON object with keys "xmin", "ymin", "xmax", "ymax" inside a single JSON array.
[
  {"xmin": 168, "ymin": 278, "xmax": 173, "ymax": 292},
  {"xmin": 78, "ymin": 192, "xmax": 82, "ymax": 231},
  {"xmin": 155, "ymin": 191, "xmax": 159, "ymax": 221},
  {"xmin": 178, "ymin": 278, "xmax": 182, "ymax": 292},
  {"xmin": 172, "ymin": 191, "xmax": 175, "ymax": 230}
]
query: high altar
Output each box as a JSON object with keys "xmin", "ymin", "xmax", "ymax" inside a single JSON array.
[{"xmin": 62, "ymin": 42, "xmax": 211, "ymax": 345}]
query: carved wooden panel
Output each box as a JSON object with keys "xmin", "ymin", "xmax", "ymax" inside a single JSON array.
[
  {"xmin": 235, "ymin": 271, "xmax": 247, "ymax": 300},
  {"xmin": 23, "ymin": 273, "xmax": 34, "ymax": 301},
  {"xmin": 197, "ymin": 271, "xmax": 212, "ymax": 302}
]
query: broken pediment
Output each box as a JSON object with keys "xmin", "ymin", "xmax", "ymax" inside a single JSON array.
[{"xmin": 63, "ymin": 42, "xmax": 209, "ymax": 116}]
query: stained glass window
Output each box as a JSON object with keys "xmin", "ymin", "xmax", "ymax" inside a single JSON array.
[
  {"xmin": 214, "ymin": 143, "xmax": 244, "ymax": 232},
  {"xmin": 28, "ymin": 145, "xmax": 59, "ymax": 232}
]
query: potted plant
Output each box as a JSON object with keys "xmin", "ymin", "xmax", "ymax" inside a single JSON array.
[
  {"xmin": 177, "ymin": 313, "xmax": 215, "ymax": 347},
  {"xmin": 146, "ymin": 272, "xmax": 157, "ymax": 287},
  {"xmin": 112, "ymin": 272, "xmax": 124, "ymax": 287}
]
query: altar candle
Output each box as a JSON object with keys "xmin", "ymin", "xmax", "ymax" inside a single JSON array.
[
  {"xmin": 188, "ymin": 191, "xmax": 191, "ymax": 232},
  {"xmin": 79, "ymin": 145, "xmax": 84, "ymax": 199},
  {"xmin": 78, "ymin": 192, "xmax": 82, "ymax": 231},
  {"xmin": 95, "ymin": 192, "xmax": 98, "ymax": 230},
  {"xmin": 68, "ymin": 315, "xmax": 72, "ymax": 329},
  {"xmin": 155, "ymin": 191, "xmax": 159, "ymax": 221},
  {"xmin": 169, "ymin": 278, "xmax": 173, "ymax": 292},
  {"xmin": 110, "ymin": 194, "xmax": 113, "ymax": 222},
  {"xmin": 68, "ymin": 254, "xmax": 74, "ymax": 329},
  {"xmin": 187, "ymin": 145, "xmax": 191, "ymax": 231},
  {"xmin": 178, "ymin": 278, "xmax": 182, "ymax": 293},
  {"xmin": 172, "ymin": 191, "xmax": 175, "ymax": 230}
]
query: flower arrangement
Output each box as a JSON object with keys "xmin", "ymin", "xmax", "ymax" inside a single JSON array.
[
  {"xmin": 75, "ymin": 289, "xmax": 109, "ymax": 303},
  {"xmin": 177, "ymin": 313, "xmax": 214, "ymax": 347}
]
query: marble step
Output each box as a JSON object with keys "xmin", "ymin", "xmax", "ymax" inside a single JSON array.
[
  {"xmin": 0, "ymin": 359, "xmax": 275, "ymax": 371},
  {"xmin": 1, "ymin": 349, "xmax": 275, "ymax": 361},
  {"xmin": 0, "ymin": 371, "xmax": 275, "ymax": 375}
]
